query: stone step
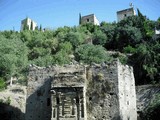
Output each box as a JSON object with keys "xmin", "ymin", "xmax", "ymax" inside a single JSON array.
[
  {"xmin": 64, "ymin": 109, "xmax": 71, "ymax": 111},
  {"xmin": 64, "ymin": 111, "xmax": 71, "ymax": 114},
  {"xmin": 64, "ymin": 105, "xmax": 71, "ymax": 107},
  {"xmin": 64, "ymin": 110, "xmax": 71, "ymax": 112},
  {"xmin": 64, "ymin": 102, "xmax": 71, "ymax": 104},
  {"xmin": 64, "ymin": 105, "xmax": 70, "ymax": 107},
  {"xmin": 64, "ymin": 101, "xmax": 71, "ymax": 104}
]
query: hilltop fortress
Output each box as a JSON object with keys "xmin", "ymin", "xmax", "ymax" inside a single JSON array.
[
  {"xmin": 26, "ymin": 60, "xmax": 137, "ymax": 120},
  {"xmin": 21, "ymin": 7, "xmax": 136, "ymax": 31}
]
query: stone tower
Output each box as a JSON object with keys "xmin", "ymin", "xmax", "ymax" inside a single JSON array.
[
  {"xmin": 80, "ymin": 14, "xmax": 100, "ymax": 26},
  {"xmin": 26, "ymin": 60, "xmax": 137, "ymax": 120},
  {"xmin": 117, "ymin": 7, "xmax": 136, "ymax": 22},
  {"xmin": 21, "ymin": 17, "xmax": 37, "ymax": 31}
]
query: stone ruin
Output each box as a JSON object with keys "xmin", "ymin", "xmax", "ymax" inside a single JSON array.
[{"xmin": 26, "ymin": 60, "xmax": 137, "ymax": 120}]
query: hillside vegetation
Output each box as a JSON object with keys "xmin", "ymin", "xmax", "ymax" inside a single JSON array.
[{"xmin": 0, "ymin": 10, "xmax": 160, "ymax": 89}]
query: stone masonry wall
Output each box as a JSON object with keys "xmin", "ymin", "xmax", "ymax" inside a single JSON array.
[
  {"xmin": 50, "ymin": 64, "xmax": 86, "ymax": 120},
  {"xmin": 86, "ymin": 61, "xmax": 120, "ymax": 120},
  {"xmin": 26, "ymin": 66, "xmax": 53, "ymax": 120},
  {"xmin": 117, "ymin": 62, "xmax": 137, "ymax": 120},
  {"xmin": 136, "ymin": 85, "xmax": 160, "ymax": 119},
  {"xmin": 81, "ymin": 14, "xmax": 99, "ymax": 25},
  {"xmin": 26, "ymin": 60, "xmax": 137, "ymax": 120},
  {"xmin": 0, "ymin": 85, "xmax": 26, "ymax": 120},
  {"xmin": 26, "ymin": 64, "xmax": 86, "ymax": 120}
]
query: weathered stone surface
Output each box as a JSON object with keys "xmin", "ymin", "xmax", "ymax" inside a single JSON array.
[
  {"xmin": 136, "ymin": 85, "xmax": 160, "ymax": 119},
  {"xmin": 117, "ymin": 62, "xmax": 137, "ymax": 120},
  {"xmin": 26, "ymin": 60, "xmax": 137, "ymax": 120},
  {"xmin": 0, "ymin": 85, "xmax": 26, "ymax": 120}
]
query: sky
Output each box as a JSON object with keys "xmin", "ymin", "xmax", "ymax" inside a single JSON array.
[{"xmin": 0, "ymin": 0, "xmax": 160, "ymax": 31}]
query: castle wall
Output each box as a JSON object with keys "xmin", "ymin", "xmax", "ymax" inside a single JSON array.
[
  {"xmin": 0, "ymin": 85, "xmax": 26, "ymax": 120},
  {"xmin": 21, "ymin": 18, "xmax": 37, "ymax": 31},
  {"xmin": 26, "ymin": 66, "xmax": 53, "ymax": 120},
  {"xmin": 50, "ymin": 65, "xmax": 86, "ymax": 120},
  {"xmin": 26, "ymin": 60, "xmax": 137, "ymax": 120},
  {"xmin": 86, "ymin": 61, "xmax": 120, "ymax": 120},
  {"xmin": 136, "ymin": 85, "xmax": 160, "ymax": 119},
  {"xmin": 117, "ymin": 62, "xmax": 137, "ymax": 120},
  {"xmin": 117, "ymin": 8, "xmax": 136, "ymax": 22},
  {"xmin": 81, "ymin": 14, "xmax": 100, "ymax": 25}
]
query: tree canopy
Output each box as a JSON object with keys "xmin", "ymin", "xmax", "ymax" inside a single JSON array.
[{"xmin": 0, "ymin": 9, "xmax": 160, "ymax": 85}]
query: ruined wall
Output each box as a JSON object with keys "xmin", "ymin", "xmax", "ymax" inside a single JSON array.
[
  {"xmin": 86, "ymin": 61, "xmax": 137, "ymax": 120},
  {"xmin": 0, "ymin": 85, "xmax": 26, "ymax": 120},
  {"xmin": 26, "ymin": 64, "xmax": 86, "ymax": 120},
  {"xmin": 136, "ymin": 85, "xmax": 160, "ymax": 119},
  {"xmin": 26, "ymin": 60, "xmax": 137, "ymax": 120},
  {"xmin": 50, "ymin": 64, "xmax": 86, "ymax": 120},
  {"xmin": 86, "ymin": 61, "xmax": 120, "ymax": 120},
  {"xmin": 117, "ymin": 62, "xmax": 137, "ymax": 120},
  {"xmin": 26, "ymin": 66, "xmax": 53, "ymax": 120}
]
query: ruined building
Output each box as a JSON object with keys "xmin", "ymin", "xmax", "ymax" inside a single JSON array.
[
  {"xmin": 117, "ymin": 7, "xmax": 136, "ymax": 22},
  {"xmin": 80, "ymin": 14, "xmax": 100, "ymax": 26},
  {"xmin": 26, "ymin": 60, "xmax": 137, "ymax": 120},
  {"xmin": 21, "ymin": 17, "xmax": 37, "ymax": 31}
]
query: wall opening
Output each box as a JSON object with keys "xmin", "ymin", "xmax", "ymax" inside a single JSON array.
[
  {"xmin": 127, "ymin": 117, "xmax": 130, "ymax": 120},
  {"xmin": 51, "ymin": 87, "xmax": 84, "ymax": 119},
  {"xmin": 56, "ymin": 97, "xmax": 59, "ymax": 104},
  {"xmin": 47, "ymin": 98, "xmax": 50, "ymax": 106}
]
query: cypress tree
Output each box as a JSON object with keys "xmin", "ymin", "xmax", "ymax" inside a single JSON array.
[
  {"xmin": 137, "ymin": 8, "xmax": 145, "ymax": 21},
  {"xmin": 30, "ymin": 21, "xmax": 33, "ymax": 30},
  {"xmin": 35, "ymin": 26, "xmax": 38, "ymax": 31},
  {"xmin": 79, "ymin": 13, "xmax": 82, "ymax": 25},
  {"xmin": 40, "ymin": 24, "xmax": 42, "ymax": 31}
]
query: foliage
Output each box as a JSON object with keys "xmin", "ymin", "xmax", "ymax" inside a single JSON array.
[
  {"xmin": 0, "ymin": 78, "xmax": 6, "ymax": 91},
  {"xmin": 65, "ymin": 31, "xmax": 85, "ymax": 48},
  {"xmin": 92, "ymin": 29, "xmax": 107, "ymax": 46},
  {"xmin": 0, "ymin": 97, "xmax": 11, "ymax": 105},
  {"xmin": 17, "ymin": 77, "xmax": 27, "ymax": 86},
  {"xmin": 75, "ymin": 44, "xmax": 108, "ymax": 64},
  {"xmin": 0, "ymin": 99, "xmax": 4, "ymax": 103},
  {"xmin": 0, "ymin": 10, "xmax": 160, "ymax": 85},
  {"xmin": 123, "ymin": 45, "xmax": 136, "ymax": 53},
  {"xmin": 31, "ymin": 55, "xmax": 54, "ymax": 67},
  {"xmin": 54, "ymin": 50, "xmax": 71, "ymax": 65},
  {"xmin": 30, "ymin": 21, "xmax": 33, "ymax": 30},
  {"xmin": 6, "ymin": 97, "xmax": 11, "ymax": 105},
  {"xmin": 115, "ymin": 26, "xmax": 142, "ymax": 51},
  {"xmin": 111, "ymin": 52, "xmax": 128, "ymax": 64},
  {"xmin": 58, "ymin": 42, "xmax": 73, "ymax": 54},
  {"xmin": 81, "ymin": 23, "xmax": 99, "ymax": 33},
  {"xmin": 0, "ymin": 34, "xmax": 28, "ymax": 80},
  {"xmin": 129, "ymin": 42, "xmax": 160, "ymax": 84},
  {"xmin": 79, "ymin": 13, "xmax": 81, "ymax": 25},
  {"xmin": 40, "ymin": 24, "xmax": 42, "ymax": 31}
]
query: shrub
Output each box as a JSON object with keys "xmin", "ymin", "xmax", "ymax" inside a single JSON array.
[
  {"xmin": 75, "ymin": 44, "xmax": 109, "ymax": 64},
  {"xmin": 0, "ymin": 78, "xmax": 6, "ymax": 91},
  {"xmin": 6, "ymin": 97, "xmax": 11, "ymax": 105}
]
